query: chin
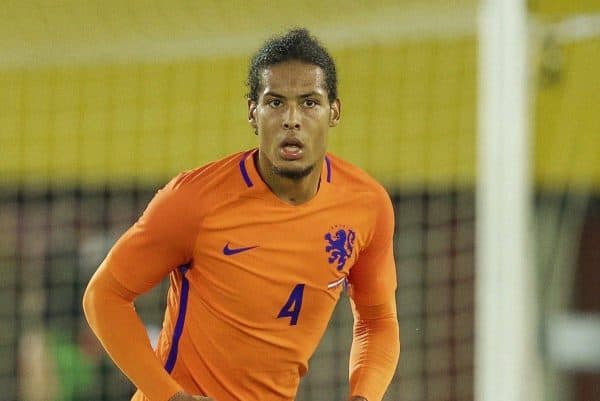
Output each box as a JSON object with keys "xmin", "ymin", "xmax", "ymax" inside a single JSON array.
[{"xmin": 272, "ymin": 163, "xmax": 314, "ymax": 180}]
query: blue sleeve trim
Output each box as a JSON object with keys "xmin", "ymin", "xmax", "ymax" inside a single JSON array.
[{"xmin": 164, "ymin": 262, "xmax": 191, "ymax": 373}]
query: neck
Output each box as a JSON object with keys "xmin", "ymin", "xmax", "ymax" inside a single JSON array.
[{"xmin": 255, "ymin": 151, "xmax": 323, "ymax": 205}]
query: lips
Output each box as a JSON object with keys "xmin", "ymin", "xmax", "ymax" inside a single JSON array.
[{"xmin": 279, "ymin": 137, "xmax": 304, "ymax": 160}]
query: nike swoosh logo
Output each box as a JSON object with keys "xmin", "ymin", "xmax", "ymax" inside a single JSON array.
[{"xmin": 223, "ymin": 242, "xmax": 258, "ymax": 256}]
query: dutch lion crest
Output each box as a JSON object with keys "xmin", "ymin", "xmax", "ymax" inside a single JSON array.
[{"xmin": 325, "ymin": 227, "xmax": 356, "ymax": 271}]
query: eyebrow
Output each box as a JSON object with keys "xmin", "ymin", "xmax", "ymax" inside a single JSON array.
[{"xmin": 263, "ymin": 91, "xmax": 324, "ymax": 99}]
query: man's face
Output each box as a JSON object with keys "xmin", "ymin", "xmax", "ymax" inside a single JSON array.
[{"xmin": 248, "ymin": 60, "xmax": 340, "ymax": 180}]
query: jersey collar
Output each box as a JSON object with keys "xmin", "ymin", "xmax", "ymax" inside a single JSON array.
[{"xmin": 238, "ymin": 148, "xmax": 332, "ymax": 204}]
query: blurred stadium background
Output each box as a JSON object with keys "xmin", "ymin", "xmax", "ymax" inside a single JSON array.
[{"xmin": 1, "ymin": 1, "xmax": 598, "ymax": 401}]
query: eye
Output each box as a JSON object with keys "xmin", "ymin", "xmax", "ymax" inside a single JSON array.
[
  {"xmin": 303, "ymin": 99, "xmax": 318, "ymax": 108},
  {"xmin": 268, "ymin": 99, "xmax": 283, "ymax": 108}
]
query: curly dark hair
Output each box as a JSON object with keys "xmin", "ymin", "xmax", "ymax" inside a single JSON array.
[{"xmin": 246, "ymin": 28, "xmax": 338, "ymax": 103}]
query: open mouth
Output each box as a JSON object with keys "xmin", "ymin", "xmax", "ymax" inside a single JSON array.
[{"xmin": 279, "ymin": 137, "xmax": 304, "ymax": 160}]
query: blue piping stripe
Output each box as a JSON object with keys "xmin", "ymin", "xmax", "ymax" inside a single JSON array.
[
  {"xmin": 164, "ymin": 263, "xmax": 191, "ymax": 373},
  {"xmin": 239, "ymin": 153, "xmax": 253, "ymax": 187},
  {"xmin": 325, "ymin": 156, "xmax": 332, "ymax": 183}
]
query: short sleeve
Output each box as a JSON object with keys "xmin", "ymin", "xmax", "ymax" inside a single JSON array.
[
  {"xmin": 104, "ymin": 174, "xmax": 200, "ymax": 294},
  {"xmin": 348, "ymin": 187, "xmax": 397, "ymax": 306}
]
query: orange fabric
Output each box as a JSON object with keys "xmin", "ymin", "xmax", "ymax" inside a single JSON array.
[
  {"xmin": 349, "ymin": 300, "xmax": 400, "ymax": 401},
  {"xmin": 83, "ymin": 263, "xmax": 183, "ymax": 401},
  {"xmin": 84, "ymin": 149, "xmax": 398, "ymax": 401}
]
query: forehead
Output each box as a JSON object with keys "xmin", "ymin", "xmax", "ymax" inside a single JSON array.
[{"xmin": 259, "ymin": 61, "xmax": 326, "ymax": 97}]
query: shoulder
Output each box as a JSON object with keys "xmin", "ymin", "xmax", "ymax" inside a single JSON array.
[
  {"xmin": 326, "ymin": 152, "xmax": 392, "ymax": 207},
  {"xmin": 153, "ymin": 150, "xmax": 251, "ymax": 216},
  {"xmin": 169, "ymin": 150, "xmax": 250, "ymax": 192}
]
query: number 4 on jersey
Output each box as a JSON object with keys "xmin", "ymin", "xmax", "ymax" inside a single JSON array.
[{"xmin": 277, "ymin": 284, "xmax": 305, "ymax": 326}]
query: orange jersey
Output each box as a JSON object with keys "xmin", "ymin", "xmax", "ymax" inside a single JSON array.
[{"xmin": 103, "ymin": 149, "xmax": 397, "ymax": 401}]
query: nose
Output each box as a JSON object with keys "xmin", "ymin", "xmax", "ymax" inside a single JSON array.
[{"xmin": 283, "ymin": 105, "xmax": 301, "ymax": 130}]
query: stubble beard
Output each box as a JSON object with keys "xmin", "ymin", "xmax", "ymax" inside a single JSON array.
[{"xmin": 272, "ymin": 164, "xmax": 315, "ymax": 180}]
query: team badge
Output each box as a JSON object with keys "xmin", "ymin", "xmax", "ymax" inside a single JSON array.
[{"xmin": 324, "ymin": 226, "xmax": 356, "ymax": 271}]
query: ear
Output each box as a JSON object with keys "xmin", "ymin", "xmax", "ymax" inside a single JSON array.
[
  {"xmin": 248, "ymin": 99, "xmax": 258, "ymax": 129},
  {"xmin": 328, "ymin": 98, "xmax": 341, "ymax": 127}
]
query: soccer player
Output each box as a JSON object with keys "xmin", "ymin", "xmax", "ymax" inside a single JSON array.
[{"xmin": 83, "ymin": 28, "xmax": 399, "ymax": 401}]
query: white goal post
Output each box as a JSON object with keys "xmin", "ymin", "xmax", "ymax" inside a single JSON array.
[{"xmin": 476, "ymin": 1, "xmax": 544, "ymax": 401}]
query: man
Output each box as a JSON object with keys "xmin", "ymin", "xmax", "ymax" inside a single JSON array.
[{"xmin": 83, "ymin": 28, "xmax": 399, "ymax": 401}]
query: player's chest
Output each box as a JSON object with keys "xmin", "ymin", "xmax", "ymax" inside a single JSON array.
[{"xmin": 192, "ymin": 204, "xmax": 369, "ymax": 288}]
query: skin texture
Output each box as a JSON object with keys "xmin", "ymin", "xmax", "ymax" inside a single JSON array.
[
  {"xmin": 170, "ymin": 393, "xmax": 368, "ymax": 400},
  {"xmin": 248, "ymin": 60, "xmax": 341, "ymax": 205},
  {"xmin": 169, "ymin": 393, "xmax": 212, "ymax": 401},
  {"xmin": 169, "ymin": 393, "xmax": 367, "ymax": 400}
]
